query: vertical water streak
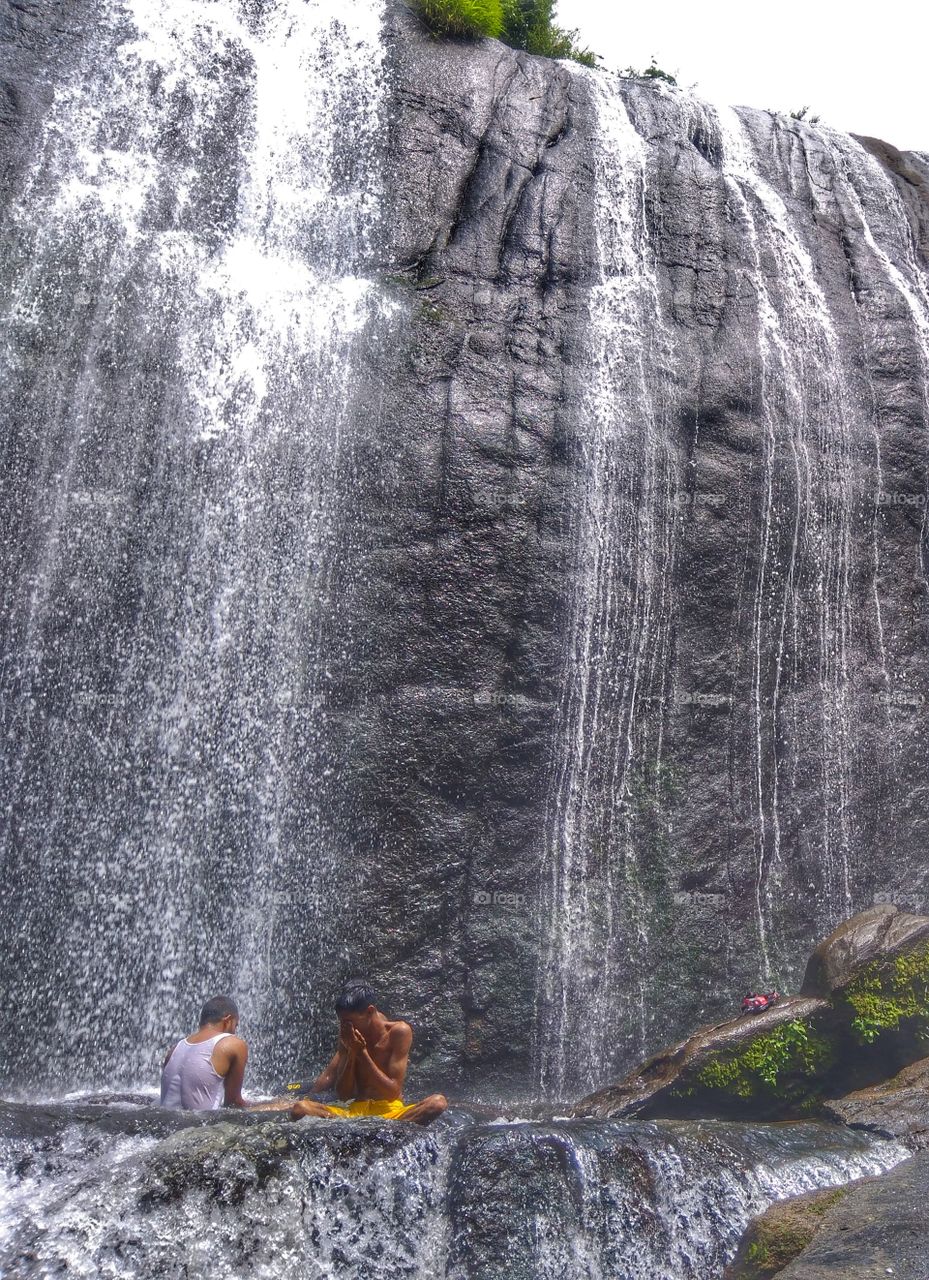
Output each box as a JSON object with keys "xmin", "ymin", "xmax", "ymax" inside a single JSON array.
[
  {"xmin": 536, "ymin": 73, "xmax": 677, "ymax": 1099},
  {"xmin": 715, "ymin": 108, "xmax": 858, "ymax": 971},
  {"xmin": 536, "ymin": 88, "xmax": 920, "ymax": 1099}
]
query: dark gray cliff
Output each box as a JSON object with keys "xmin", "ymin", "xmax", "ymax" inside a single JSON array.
[
  {"xmin": 350, "ymin": 2, "xmax": 929, "ymax": 1100},
  {"xmin": 336, "ymin": 2, "xmax": 598, "ymax": 1098}
]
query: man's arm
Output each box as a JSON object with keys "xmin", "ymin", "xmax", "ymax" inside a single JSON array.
[
  {"xmin": 211, "ymin": 1037, "xmax": 292, "ymax": 1111},
  {"xmin": 213, "ymin": 1035, "xmax": 250, "ymax": 1107},
  {"xmin": 312, "ymin": 1049, "xmax": 342, "ymax": 1093},
  {"xmin": 353, "ymin": 1022, "xmax": 412, "ymax": 1101}
]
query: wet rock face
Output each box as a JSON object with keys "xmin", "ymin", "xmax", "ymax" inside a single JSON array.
[
  {"xmin": 758, "ymin": 1151, "xmax": 929, "ymax": 1280},
  {"xmin": 854, "ymin": 136, "xmax": 929, "ymax": 267},
  {"xmin": 821, "ymin": 1056, "xmax": 929, "ymax": 1151},
  {"xmin": 354, "ymin": 4, "xmax": 929, "ymax": 1099},
  {"xmin": 0, "ymin": 0, "xmax": 93, "ymax": 203},
  {"xmin": 0, "ymin": 1102, "xmax": 905, "ymax": 1279},
  {"xmin": 0, "ymin": 1099, "xmax": 229, "ymax": 1143},
  {"xmin": 338, "ymin": 2, "xmax": 598, "ymax": 1098}
]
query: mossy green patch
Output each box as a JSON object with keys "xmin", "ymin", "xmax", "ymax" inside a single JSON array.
[
  {"xmin": 693, "ymin": 1019, "xmax": 834, "ymax": 1102},
  {"xmin": 731, "ymin": 1186, "xmax": 848, "ymax": 1279},
  {"xmin": 845, "ymin": 940, "xmax": 929, "ymax": 1044},
  {"xmin": 410, "ymin": 0, "xmax": 504, "ymax": 40}
]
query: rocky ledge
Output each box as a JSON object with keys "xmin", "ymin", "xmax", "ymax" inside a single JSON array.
[
  {"xmin": 575, "ymin": 905, "xmax": 929, "ymax": 1122},
  {"xmin": 820, "ymin": 1057, "xmax": 929, "ymax": 1151},
  {"xmin": 0, "ymin": 1097, "xmax": 903, "ymax": 1278},
  {"xmin": 724, "ymin": 1151, "xmax": 929, "ymax": 1279}
]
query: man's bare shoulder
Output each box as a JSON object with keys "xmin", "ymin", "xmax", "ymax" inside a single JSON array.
[
  {"xmin": 387, "ymin": 1020, "xmax": 413, "ymax": 1046},
  {"xmin": 214, "ymin": 1034, "xmax": 248, "ymax": 1058}
]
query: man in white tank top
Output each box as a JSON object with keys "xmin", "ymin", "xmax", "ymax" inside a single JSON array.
[{"xmin": 160, "ymin": 995, "xmax": 289, "ymax": 1111}]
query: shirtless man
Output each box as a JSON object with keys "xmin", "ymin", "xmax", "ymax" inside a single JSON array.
[
  {"xmin": 160, "ymin": 994, "xmax": 291, "ymax": 1112},
  {"xmin": 290, "ymin": 980, "xmax": 447, "ymax": 1125}
]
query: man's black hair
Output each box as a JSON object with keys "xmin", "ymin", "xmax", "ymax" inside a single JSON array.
[
  {"xmin": 334, "ymin": 979, "xmax": 376, "ymax": 1014},
  {"xmin": 199, "ymin": 994, "xmax": 238, "ymax": 1026}
]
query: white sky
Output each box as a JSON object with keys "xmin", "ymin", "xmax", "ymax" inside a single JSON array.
[{"xmin": 563, "ymin": 0, "xmax": 928, "ymax": 152}]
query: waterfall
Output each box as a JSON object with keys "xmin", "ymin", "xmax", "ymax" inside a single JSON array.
[
  {"xmin": 537, "ymin": 72, "xmax": 929, "ymax": 1099},
  {"xmin": 2, "ymin": 6, "xmax": 928, "ymax": 1276},
  {"xmin": 0, "ymin": 0, "xmax": 388, "ymax": 1093},
  {"xmin": 0, "ymin": 1109, "xmax": 907, "ymax": 1278},
  {"xmin": 535, "ymin": 70, "xmax": 678, "ymax": 1099},
  {"xmin": 713, "ymin": 105, "xmax": 859, "ymax": 969}
]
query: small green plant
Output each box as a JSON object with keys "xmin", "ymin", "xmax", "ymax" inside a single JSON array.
[
  {"xmin": 695, "ymin": 1019, "xmax": 833, "ymax": 1099},
  {"xmin": 789, "ymin": 106, "xmax": 820, "ymax": 124},
  {"xmin": 502, "ymin": 0, "xmax": 597, "ymax": 65},
  {"xmin": 412, "ymin": 0, "xmax": 504, "ymax": 39},
  {"xmin": 621, "ymin": 57, "xmax": 677, "ymax": 85},
  {"xmin": 746, "ymin": 1240, "xmax": 770, "ymax": 1268},
  {"xmin": 409, "ymin": 0, "xmax": 598, "ymax": 66},
  {"xmin": 846, "ymin": 942, "xmax": 929, "ymax": 1043}
]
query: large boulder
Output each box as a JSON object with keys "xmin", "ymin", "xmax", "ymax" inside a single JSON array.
[
  {"xmin": 802, "ymin": 906, "xmax": 929, "ymax": 1084},
  {"xmin": 577, "ymin": 908, "xmax": 929, "ymax": 1120},
  {"xmin": 575, "ymin": 996, "xmax": 833, "ymax": 1120},
  {"xmin": 801, "ymin": 905, "xmax": 929, "ymax": 999},
  {"xmin": 722, "ymin": 1182, "xmax": 862, "ymax": 1280},
  {"xmin": 727, "ymin": 1151, "xmax": 929, "ymax": 1280}
]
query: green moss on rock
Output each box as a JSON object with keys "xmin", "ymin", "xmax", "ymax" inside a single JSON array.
[
  {"xmin": 845, "ymin": 941, "xmax": 929, "ymax": 1044},
  {"xmin": 724, "ymin": 1185, "xmax": 850, "ymax": 1280},
  {"xmin": 407, "ymin": 0, "xmax": 598, "ymax": 66},
  {"xmin": 694, "ymin": 1019, "xmax": 834, "ymax": 1102}
]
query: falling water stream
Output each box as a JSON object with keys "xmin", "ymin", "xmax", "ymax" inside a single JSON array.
[
  {"xmin": 536, "ymin": 73, "xmax": 677, "ymax": 1099},
  {"xmin": 0, "ymin": 0, "xmax": 389, "ymax": 1090},
  {"xmin": 537, "ymin": 73, "xmax": 929, "ymax": 1100}
]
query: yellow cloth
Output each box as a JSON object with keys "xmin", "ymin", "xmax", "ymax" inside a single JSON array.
[{"xmin": 322, "ymin": 1098, "xmax": 419, "ymax": 1120}]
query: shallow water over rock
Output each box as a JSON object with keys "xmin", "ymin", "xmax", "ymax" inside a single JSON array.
[{"xmin": 0, "ymin": 1100, "xmax": 908, "ymax": 1279}]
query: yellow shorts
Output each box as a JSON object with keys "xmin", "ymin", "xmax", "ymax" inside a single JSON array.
[{"xmin": 322, "ymin": 1098, "xmax": 419, "ymax": 1120}]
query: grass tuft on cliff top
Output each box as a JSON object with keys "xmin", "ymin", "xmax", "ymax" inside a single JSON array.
[
  {"xmin": 409, "ymin": 0, "xmax": 599, "ymax": 67},
  {"xmin": 412, "ymin": 0, "xmax": 504, "ymax": 40}
]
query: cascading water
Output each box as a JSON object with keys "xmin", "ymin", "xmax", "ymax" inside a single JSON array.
[
  {"xmin": 537, "ymin": 72, "xmax": 929, "ymax": 1100},
  {"xmin": 0, "ymin": 0, "xmax": 389, "ymax": 1092},
  {"xmin": 3, "ymin": 4, "xmax": 928, "ymax": 1276},
  {"xmin": 712, "ymin": 105, "xmax": 860, "ymax": 972},
  {"xmin": 0, "ymin": 1105, "xmax": 908, "ymax": 1279}
]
